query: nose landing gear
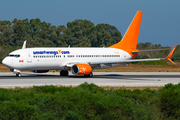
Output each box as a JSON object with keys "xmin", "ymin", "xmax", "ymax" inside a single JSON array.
[
  {"xmin": 13, "ymin": 69, "xmax": 21, "ymax": 77},
  {"xmin": 16, "ymin": 72, "xmax": 21, "ymax": 77}
]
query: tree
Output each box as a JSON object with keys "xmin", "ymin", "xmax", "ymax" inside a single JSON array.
[
  {"xmin": 96, "ymin": 24, "xmax": 122, "ymax": 47},
  {"xmin": 0, "ymin": 20, "xmax": 13, "ymax": 46},
  {"xmin": 172, "ymin": 45, "xmax": 180, "ymax": 62},
  {"xmin": 30, "ymin": 18, "xmax": 41, "ymax": 38},
  {"xmin": 66, "ymin": 19, "xmax": 96, "ymax": 47},
  {"xmin": 12, "ymin": 19, "xmax": 27, "ymax": 46}
]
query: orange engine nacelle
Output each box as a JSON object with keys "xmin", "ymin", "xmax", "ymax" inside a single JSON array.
[
  {"xmin": 31, "ymin": 70, "xmax": 49, "ymax": 73},
  {"xmin": 71, "ymin": 63, "xmax": 92, "ymax": 75}
]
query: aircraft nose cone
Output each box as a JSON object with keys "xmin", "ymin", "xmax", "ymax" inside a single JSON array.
[
  {"xmin": 2, "ymin": 58, "xmax": 10, "ymax": 67},
  {"xmin": 2, "ymin": 58, "xmax": 6, "ymax": 65}
]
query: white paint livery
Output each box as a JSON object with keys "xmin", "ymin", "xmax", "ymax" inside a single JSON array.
[
  {"xmin": 2, "ymin": 11, "xmax": 177, "ymax": 77},
  {"xmin": 2, "ymin": 47, "xmax": 131, "ymax": 69}
]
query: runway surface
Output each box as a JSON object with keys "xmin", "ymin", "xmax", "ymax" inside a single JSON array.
[{"xmin": 0, "ymin": 72, "xmax": 180, "ymax": 88}]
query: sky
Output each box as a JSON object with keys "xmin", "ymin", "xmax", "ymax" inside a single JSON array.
[{"xmin": 0, "ymin": 0, "xmax": 179, "ymax": 47}]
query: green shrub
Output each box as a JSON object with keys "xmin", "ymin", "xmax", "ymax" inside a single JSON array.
[
  {"xmin": 0, "ymin": 83, "xmax": 180, "ymax": 119},
  {"xmin": 64, "ymin": 111, "xmax": 79, "ymax": 120},
  {"xmin": 159, "ymin": 83, "xmax": 180, "ymax": 118}
]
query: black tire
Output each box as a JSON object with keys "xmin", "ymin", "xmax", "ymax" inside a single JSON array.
[
  {"xmin": 84, "ymin": 72, "xmax": 93, "ymax": 77},
  {"xmin": 16, "ymin": 73, "xmax": 21, "ymax": 77},
  {"xmin": 60, "ymin": 70, "xmax": 69, "ymax": 76}
]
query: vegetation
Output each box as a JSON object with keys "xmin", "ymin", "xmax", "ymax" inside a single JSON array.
[
  {"xmin": 0, "ymin": 82, "xmax": 180, "ymax": 119},
  {"xmin": 136, "ymin": 60, "xmax": 168, "ymax": 65},
  {"xmin": 172, "ymin": 44, "xmax": 180, "ymax": 62},
  {"xmin": 0, "ymin": 18, "xmax": 179, "ymax": 63}
]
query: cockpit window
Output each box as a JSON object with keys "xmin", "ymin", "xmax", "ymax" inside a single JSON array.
[
  {"xmin": 15, "ymin": 55, "xmax": 20, "ymax": 57},
  {"xmin": 7, "ymin": 54, "xmax": 20, "ymax": 58}
]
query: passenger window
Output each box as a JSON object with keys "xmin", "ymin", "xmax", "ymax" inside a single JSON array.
[{"xmin": 10, "ymin": 54, "xmax": 14, "ymax": 57}]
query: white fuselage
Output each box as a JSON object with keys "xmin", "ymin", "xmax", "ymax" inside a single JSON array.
[{"xmin": 2, "ymin": 47, "xmax": 132, "ymax": 70}]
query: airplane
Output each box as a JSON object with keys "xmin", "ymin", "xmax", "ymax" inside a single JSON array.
[{"xmin": 2, "ymin": 11, "xmax": 177, "ymax": 77}]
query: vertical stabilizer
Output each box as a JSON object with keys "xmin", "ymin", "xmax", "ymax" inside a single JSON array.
[{"xmin": 109, "ymin": 11, "xmax": 143, "ymax": 56}]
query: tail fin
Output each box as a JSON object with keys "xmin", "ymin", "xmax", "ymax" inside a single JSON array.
[{"xmin": 109, "ymin": 11, "xmax": 143, "ymax": 56}]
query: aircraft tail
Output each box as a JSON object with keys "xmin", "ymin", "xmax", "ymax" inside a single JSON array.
[{"xmin": 109, "ymin": 11, "xmax": 143, "ymax": 57}]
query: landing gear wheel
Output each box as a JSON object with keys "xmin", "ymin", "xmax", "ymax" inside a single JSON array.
[
  {"xmin": 16, "ymin": 73, "xmax": 21, "ymax": 77},
  {"xmin": 84, "ymin": 72, "xmax": 93, "ymax": 77},
  {"xmin": 60, "ymin": 70, "xmax": 69, "ymax": 76}
]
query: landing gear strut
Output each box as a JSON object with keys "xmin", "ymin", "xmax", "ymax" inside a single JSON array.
[{"xmin": 60, "ymin": 70, "xmax": 69, "ymax": 76}]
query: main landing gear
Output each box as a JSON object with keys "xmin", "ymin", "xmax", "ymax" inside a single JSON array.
[
  {"xmin": 84, "ymin": 72, "xmax": 93, "ymax": 77},
  {"xmin": 60, "ymin": 70, "xmax": 69, "ymax": 76},
  {"xmin": 60, "ymin": 70, "xmax": 93, "ymax": 77}
]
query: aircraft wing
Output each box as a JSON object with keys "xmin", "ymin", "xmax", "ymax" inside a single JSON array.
[
  {"xmin": 90, "ymin": 58, "xmax": 162, "ymax": 65},
  {"xmin": 131, "ymin": 48, "xmax": 171, "ymax": 53},
  {"xmin": 64, "ymin": 45, "xmax": 177, "ymax": 68},
  {"xmin": 91, "ymin": 45, "xmax": 177, "ymax": 65}
]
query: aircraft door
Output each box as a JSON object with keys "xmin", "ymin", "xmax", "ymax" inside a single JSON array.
[{"xmin": 27, "ymin": 52, "xmax": 32, "ymax": 63}]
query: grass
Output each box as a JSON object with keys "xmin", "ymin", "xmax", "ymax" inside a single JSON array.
[
  {"xmin": 0, "ymin": 64, "xmax": 9, "ymax": 72},
  {"xmin": 137, "ymin": 60, "xmax": 168, "ymax": 65},
  {"xmin": 8, "ymin": 85, "xmax": 163, "ymax": 91}
]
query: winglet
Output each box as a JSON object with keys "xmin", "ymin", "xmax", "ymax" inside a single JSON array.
[
  {"xmin": 165, "ymin": 45, "xmax": 177, "ymax": 64},
  {"xmin": 22, "ymin": 40, "xmax": 26, "ymax": 49}
]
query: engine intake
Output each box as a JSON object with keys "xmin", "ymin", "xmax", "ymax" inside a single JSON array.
[{"xmin": 71, "ymin": 63, "xmax": 92, "ymax": 75}]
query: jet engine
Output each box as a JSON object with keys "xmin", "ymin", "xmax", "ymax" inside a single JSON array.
[
  {"xmin": 31, "ymin": 70, "xmax": 49, "ymax": 73},
  {"xmin": 71, "ymin": 63, "xmax": 92, "ymax": 75}
]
